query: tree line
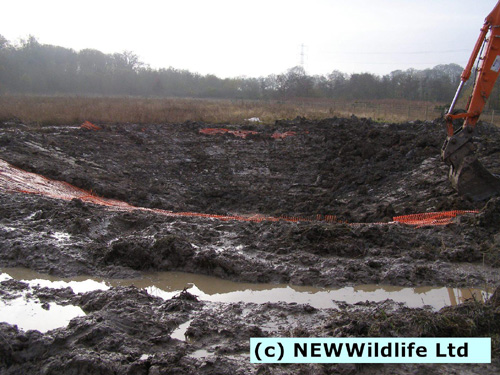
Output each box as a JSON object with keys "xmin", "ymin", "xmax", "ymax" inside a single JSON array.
[{"xmin": 2, "ymin": 34, "xmax": 500, "ymax": 108}]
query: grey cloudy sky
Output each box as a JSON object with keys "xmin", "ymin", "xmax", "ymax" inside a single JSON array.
[{"xmin": 2, "ymin": 0, "xmax": 498, "ymax": 77}]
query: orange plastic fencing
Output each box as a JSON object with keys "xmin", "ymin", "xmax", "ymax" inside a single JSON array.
[
  {"xmin": 0, "ymin": 159, "xmax": 480, "ymax": 228},
  {"xmin": 393, "ymin": 210, "xmax": 479, "ymax": 227},
  {"xmin": 271, "ymin": 131, "xmax": 297, "ymax": 139},
  {"xmin": 81, "ymin": 121, "xmax": 101, "ymax": 131}
]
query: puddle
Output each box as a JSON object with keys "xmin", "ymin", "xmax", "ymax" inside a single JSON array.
[
  {"xmin": 0, "ymin": 268, "xmax": 111, "ymax": 294},
  {"xmin": 0, "ymin": 267, "xmax": 492, "ymax": 333},
  {"xmin": 171, "ymin": 319, "xmax": 194, "ymax": 341},
  {"xmin": 189, "ymin": 349, "xmax": 212, "ymax": 358},
  {"xmin": 0, "ymin": 267, "xmax": 492, "ymax": 312},
  {"xmin": 0, "ymin": 297, "xmax": 85, "ymax": 333},
  {"xmin": 187, "ymin": 348, "xmax": 250, "ymax": 359}
]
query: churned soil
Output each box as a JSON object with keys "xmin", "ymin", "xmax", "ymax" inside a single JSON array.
[
  {"xmin": 0, "ymin": 116, "xmax": 499, "ymax": 374},
  {"xmin": 1, "ymin": 281, "xmax": 499, "ymax": 375}
]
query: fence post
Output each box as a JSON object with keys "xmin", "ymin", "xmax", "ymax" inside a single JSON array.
[{"xmin": 491, "ymin": 109, "xmax": 495, "ymax": 125}]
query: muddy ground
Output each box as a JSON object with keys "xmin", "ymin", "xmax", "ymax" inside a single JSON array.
[{"xmin": 0, "ymin": 116, "xmax": 499, "ymax": 374}]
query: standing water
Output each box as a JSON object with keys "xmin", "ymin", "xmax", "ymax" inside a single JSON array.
[{"xmin": 0, "ymin": 267, "xmax": 491, "ymax": 333}]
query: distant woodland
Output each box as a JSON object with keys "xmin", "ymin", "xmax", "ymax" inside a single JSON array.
[{"xmin": 1, "ymin": 35, "xmax": 499, "ymax": 108}]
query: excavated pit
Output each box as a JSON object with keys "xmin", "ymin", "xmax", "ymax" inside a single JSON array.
[{"xmin": 0, "ymin": 116, "xmax": 499, "ymax": 374}]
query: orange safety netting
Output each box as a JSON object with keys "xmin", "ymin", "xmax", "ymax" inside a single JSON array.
[
  {"xmin": 0, "ymin": 159, "xmax": 479, "ymax": 227},
  {"xmin": 81, "ymin": 121, "xmax": 101, "ymax": 131},
  {"xmin": 0, "ymin": 161, "xmax": 132, "ymax": 209},
  {"xmin": 271, "ymin": 131, "xmax": 296, "ymax": 139},
  {"xmin": 393, "ymin": 210, "xmax": 479, "ymax": 227}
]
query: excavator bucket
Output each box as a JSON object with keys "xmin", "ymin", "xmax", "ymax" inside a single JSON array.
[
  {"xmin": 442, "ymin": 130, "xmax": 500, "ymax": 201},
  {"xmin": 440, "ymin": 1, "xmax": 500, "ymax": 201},
  {"xmin": 449, "ymin": 154, "xmax": 500, "ymax": 201}
]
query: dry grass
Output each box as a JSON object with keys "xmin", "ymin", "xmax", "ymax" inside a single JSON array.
[{"xmin": 0, "ymin": 95, "xmax": 450, "ymax": 126}]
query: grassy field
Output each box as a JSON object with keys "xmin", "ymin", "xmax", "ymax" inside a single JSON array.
[{"xmin": 0, "ymin": 95, "xmax": 469, "ymax": 126}]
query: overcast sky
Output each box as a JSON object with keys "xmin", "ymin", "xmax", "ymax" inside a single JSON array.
[{"xmin": 2, "ymin": 0, "xmax": 498, "ymax": 78}]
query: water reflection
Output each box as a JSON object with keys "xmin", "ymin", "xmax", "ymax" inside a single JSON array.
[
  {"xmin": 0, "ymin": 298, "xmax": 85, "ymax": 332},
  {"xmin": 0, "ymin": 267, "xmax": 492, "ymax": 311}
]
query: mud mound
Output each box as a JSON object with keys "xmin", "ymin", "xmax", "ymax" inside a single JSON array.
[{"xmin": 0, "ymin": 116, "xmax": 488, "ymax": 222}]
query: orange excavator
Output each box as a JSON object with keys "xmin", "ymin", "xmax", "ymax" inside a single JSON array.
[{"xmin": 442, "ymin": 0, "xmax": 500, "ymax": 200}]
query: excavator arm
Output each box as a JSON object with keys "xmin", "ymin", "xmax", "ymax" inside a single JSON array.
[{"xmin": 441, "ymin": 0, "xmax": 500, "ymax": 200}]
